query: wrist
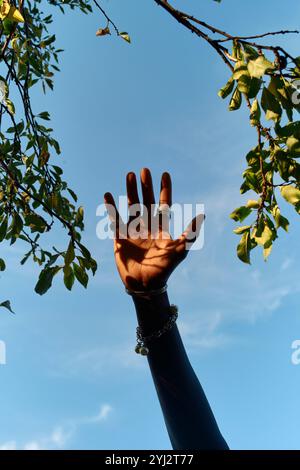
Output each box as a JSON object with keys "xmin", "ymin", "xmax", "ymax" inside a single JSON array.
[
  {"xmin": 135, "ymin": 303, "xmax": 178, "ymax": 355},
  {"xmin": 132, "ymin": 290, "xmax": 172, "ymax": 336},
  {"xmin": 132, "ymin": 289, "xmax": 170, "ymax": 309},
  {"xmin": 125, "ymin": 283, "xmax": 168, "ymax": 300}
]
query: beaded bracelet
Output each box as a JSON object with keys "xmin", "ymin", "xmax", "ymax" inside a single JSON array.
[{"xmin": 135, "ymin": 304, "xmax": 178, "ymax": 355}]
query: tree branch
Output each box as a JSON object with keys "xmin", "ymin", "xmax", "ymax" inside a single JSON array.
[
  {"xmin": 153, "ymin": 0, "xmax": 298, "ymax": 68},
  {"xmin": 153, "ymin": 0, "xmax": 233, "ymax": 70}
]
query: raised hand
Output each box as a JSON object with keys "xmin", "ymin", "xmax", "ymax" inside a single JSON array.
[{"xmin": 104, "ymin": 168, "xmax": 204, "ymax": 291}]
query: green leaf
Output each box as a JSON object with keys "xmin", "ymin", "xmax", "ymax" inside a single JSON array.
[
  {"xmin": 250, "ymin": 99, "xmax": 261, "ymax": 127},
  {"xmin": 0, "ymin": 216, "xmax": 8, "ymax": 242},
  {"xmin": 78, "ymin": 242, "xmax": 92, "ymax": 261},
  {"xmin": 272, "ymin": 206, "xmax": 289, "ymax": 231},
  {"xmin": 286, "ymin": 136, "xmax": 300, "ymax": 156},
  {"xmin": 35, "ymin": 266, "xmax": 61, "ymax": 295},
  {"xmin": 237, "ymin": 231, "xmax": 251, "ymax": 264},
  {"xmin": 75, "ymin": 206, "xmax": 84, "ymax": 225},
  {"xmin": 25, "ymin": 214, "xmax": 48, "ymax": 233},
  {"xmin": 0, "ymin": 300, "xmax": 14, "ymax": 314},
  {"xmin": 2, "ymin": 18, "xmax": 14, "ymax": 35},
  {"xmin": 15, "ymin": 121, "xmax": 25, "ymax": 133},
  {"xmin": 65, "ymin": 240, "xmax": 75, "ymax": 266},
  {"xmin": 89, "ymin": 258, "xmax": 98, "ymax": 276},
  {"xmin": 248, "ymin": 56, "xmax": 274, "ymax": 78},
  {"xmin": 0, "ymin": 75, "xmax": 8, "ymax": 100},
  {"xmin": 20, "ymin": 250, "xmax": 33, "ymax": 265},
  {"xmin": 233, "ymin": 225, "xmax": 252, "ymax": 235},
  {"xmin": 242, "ymin": 43, "xmax": 259, "ymax": 60},
  {"xmin": 247, "ymin": 78, "xmax": 262, "ymax": 99},
  {"xmin": 0, "ymin": 258, "xmax": 5, "ymax": 271},
  {"xmin": 261, "ymin": 87, "xmax": 282, "ymax": 121},
  {"xmin": 5, "ymin": 98, "xmax": 15, "ymax": 115},
  {"xmin": 67, "ymin": 188, "xmax": 78, "ymax": 202},
  {"xmin": 73, "ymin": 263, "xmax": 88, "ymax": 288},
  {"xmin": 63, "ymin": 264, "xmax": 75, "ymax": 291},
  {"xmin": 268, "ymin": 76, "xmax": 291, "ymax": 112},
  {"xmin": 218, "ymin": 76, "xmax": 235, "ymax": 99},
  {"xmin": 237, "ymin": 74, "xmax": 251, "ymax": 95},
  {"xmin": 280, "ymin": 185, "xmax": 300, "ymax": 205},
  {"xmin": 230, "ymin": 206, "xmax": 251, "ymax": 222},
  {"xmin": 11, "ymin": 212, "xmax": 23, "ymax": 237},
  {"xmin": 37, "ymin": 111, "xmax": 50, "ymax": 120},
  {"xmin": 52, "ymin": 165, "xmax": 63, "ymax": 175},
  {"xmin": 229, "ymin": 87, "xmax": 242, "ymax": 111},
  {"xmin": 233, "ymin": 61, "xmax": 248, "ymax": 80},
  {"xmin": 43, "ymin": 34, "xmax": 56, "ymax": 46}
]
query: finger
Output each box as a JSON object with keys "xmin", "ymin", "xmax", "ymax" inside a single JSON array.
[
  {"xmin": 140, "ymin": 167, "xmax": 155, "ymax": 225},
  {"xmin": 178, "ymin": 213, "xmax": 205, "ymax": 250},
  {"xmin": 104, "ymin": 192, "xmax": 125, "ymax": 239},
  {"xmin": 126, "ymin": 172, "xmax": 140, "ymax": 206},
  {"xmin": 126, "ymin": 172, "xmax": 140, "ymax": 221},
  {"xmin": 159, "ymin": 171, "xmax": 172, "ymax": 207},
  {"xmin": 158, "ymin": 172, "xmax": 172, "ymax": 232}
]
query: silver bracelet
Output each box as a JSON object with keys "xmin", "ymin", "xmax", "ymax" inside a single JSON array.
[
  {"xmin": 135, "ymin": 304, "xmax": 178, "ymax": 356},
  {"xmin": 125, "ymin": 284, "xmax": 168, "ymax": 299}
]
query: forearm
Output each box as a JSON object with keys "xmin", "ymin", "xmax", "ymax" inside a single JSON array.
[{"xmin": 132, "ymin": 292, "xmax": 229, "ymax": 450}]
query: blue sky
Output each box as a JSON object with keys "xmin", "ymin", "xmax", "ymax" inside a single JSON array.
[{"xmin": 1, "ymin": 0, "xmax": 300, "ymax": 450}]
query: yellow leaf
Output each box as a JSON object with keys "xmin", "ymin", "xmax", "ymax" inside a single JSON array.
[
  {"xmin": 263, "ymin": 243, "xmax": 272, "ymax": 261},
  {"xmin": 0, "ymin": 1, "xmax": 10, "ymax": 19},
  {"xmin": 0, "ymin": 2, "xmax": 24, "ymax": 22},
  {"xmin": 10, "ymin": 36, "xmax": 18, "ymax": 49},
  {"xmin": 96, "ymin": 26, "xmax": 110, "ymax": 37},
  {"xmin": 280, "ymin": 185, "xmax": 300, "ymax": 205},
  {"xmin": 8, "ymin": 6, "xmax": 25, "ymax": 23},
  {"xmin": 246, "ymin": 199, "xmax": 260, "ymax": 209},
  {"xmin": 253, "ymin": 224, "xmax": 273, "ymax": 246},
  {"xmin": 119, "ymin": 32, "xmax": 131, "ymax": 43}
]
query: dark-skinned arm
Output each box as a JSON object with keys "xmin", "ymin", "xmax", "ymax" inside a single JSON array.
[
  {"xmin": 132, "ymin": 291, "xmax": 229, "ymax": 451},
  {"xmin": 104, "ymin": 168, "xmax": 229, "ymax": 450}
]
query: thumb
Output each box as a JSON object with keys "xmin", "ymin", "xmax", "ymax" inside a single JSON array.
[
  {"xmin": 104, "ymin": 192, "xmax": 125, "ymax": 239},
  {"xmin": 179, "ymin": 213, "xmax": 205, "ymax": 249}
]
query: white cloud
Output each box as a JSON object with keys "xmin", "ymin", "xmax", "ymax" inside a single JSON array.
[
  {"xmin": 23, "ymin": 441, "xmax": 41, "ymax": 450},
  {"xmin": 58, "ymin": 343, "xmax": 146, "ymax": 379},
  {"xmin": 281, "ymin": 257, "xmax": 293, "ymax": 271},
  {"xmin": 0, "ymin": 403, "xmax": 113, "ymax": 450},
  {"xmin": 0, "ymin": 440, "xmax": 17, "ymax": 450},
  {"xmin": 178, "ymin": 310, "xmax": 232, "ymax": 351},
  {"xmin": 88, "ymin": 404, "xmax": 113, "ymax": 423},
  {"xmin": 50, "ymin": 426, "xmax": 72, "ymax": 448},
  {"xmin": 168, "ymin": 254, "xmax": 298, "ymax": 355}
]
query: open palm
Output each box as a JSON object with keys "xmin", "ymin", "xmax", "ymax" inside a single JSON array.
[{"xmin": 104, "ymin": 168, "xmax": 203, "ymax": 291}]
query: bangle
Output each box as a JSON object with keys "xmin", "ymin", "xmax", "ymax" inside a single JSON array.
[
  {"xmin": 135, "ymin": 304, "xmax": 178, "ymax": 356},
  {"xmin": 125, "ymin": 284, "xmax": 168, "ymax": 299}
]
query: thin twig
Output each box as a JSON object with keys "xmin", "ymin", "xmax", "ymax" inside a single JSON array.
[
  {"xmin": 217, "ymin": 29, "xmax": 299, "ymax": 43},
  {"xmin": 92, "ymin": 0, "xmax": 120, "ymax": 35}
]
